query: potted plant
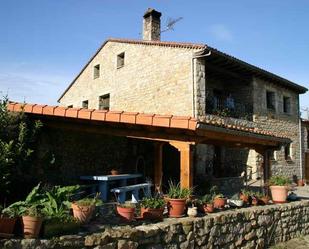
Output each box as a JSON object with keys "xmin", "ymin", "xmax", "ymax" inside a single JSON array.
[
  {"xmin": 72, "ymin": 194, "xmax": 102, "ymax": 224},
  {"xmin": 208, "ymin": 186, "xmax": 226, "ymax": 209},
  {"xmin": 22, "ymin": 205, "xmax": 43, "ymax": 238},
  {"xmin": 0, "ymin": 205, "xmax": 18, "ymax": 235},
  {"xmin": 140, "ymin": 197, "xmax": 165, "ymax": 221},
  {"xmin": 200, "ymin": 194, "xmax": 214, "ymax": 213},
  {"xmin": 166, "ymin": 181, "xmax": 193, "ymax": 218},
  {"xmin": 240, "ymin": 189, "xmax": 252, "ymax": 205},
  {"xmin": 110, "ymin": 168, "xmax": 120, "ymax": 175},
  {"xmin": 259, "ymin": 194, "xmax": 270, "ymax": 205},
  {"xmin": 116, "ymin": 202, "xmax": 136, "ymax": 222},
  {"xmin": 269, "ymin": 175, "xmax": 292, "ymax": 203},
  {"xmin": 43, "ymin": 216, "xmax": 80, "ymax": 238}
]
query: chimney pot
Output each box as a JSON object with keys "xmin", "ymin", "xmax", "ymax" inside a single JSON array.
[{"xmin": 143, "ymin": 8, "xmax": 162, "ymax": 41}]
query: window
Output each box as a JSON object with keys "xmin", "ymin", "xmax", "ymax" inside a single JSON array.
[
  {"xmin": 283, "ymin": 96, "xmax": 291, "ymax": 114},
  {"xmin": 99, "ymin": 94, "xmax": 110, "ymax": 110},
  {"xmin": 93, "ymin": 64, "xmax": 100, "ymax": 79},
  {"xmin": 266, "ymin": 91, "xmax": 276, "ymax": 110},
  {"xmin": 82, "ymin": 100, "xmax": 88, "ymax": 109},
  {"xmin": 117, "ymin": 52, "xmax": 125, "ymax": 68},
  {"xmin": 284, "ymin": 144, "xmax": 291, "ymax": 160},
  {"xmin": 67, "ymin": 105, "xmax": 73, "ymax": 108}
]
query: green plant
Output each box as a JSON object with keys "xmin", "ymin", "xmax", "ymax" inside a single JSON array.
[
  {"xmin": 0, "ymin": 96, "xmax": 42, "ymax": 205},
  {"xmin": 167, "ymin": 181, "xmax": 193, "ymax": 199},
  {"xmin": 75, "ymin": 193, "xmax": 103, "ymax": 207},
  {"xmin": 200, "ymin": 194, "xmax": 213, "ymax": 204},
  {"xmin": 269, "ymin": 176, "xmax": 292, "ymax": 186},
  {"xmin": 118, "ymin": 202, "xmax": 135, "ymax": 208},
  {"xmin": 140, "ymin": 197, "xmax": 165, "ymax": 209},
  {"xmin": 24, "ymin": 205, "xmax": 43, "ymax": 217},
  {"xmin": 240, "ymin": 188, "xmax": 252, "ymax": 196}
]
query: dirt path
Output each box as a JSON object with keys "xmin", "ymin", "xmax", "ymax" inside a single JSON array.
[{"xmin": 270, "ymin": 236, "xmax": 309, "ymax": 249}]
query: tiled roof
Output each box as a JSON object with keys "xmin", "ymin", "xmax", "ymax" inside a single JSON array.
[
  {"xmin": 8, "ymin": 102, "xmax": 289, "ymax": 140},
  {"xmin": 7, "ymin": 103, "xmax": 198, "ymax": 130}
]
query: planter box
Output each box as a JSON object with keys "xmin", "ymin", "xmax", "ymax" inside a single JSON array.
[{"xmin": 43, "ymin": 220, "xmax": 80, "ymax": 238}]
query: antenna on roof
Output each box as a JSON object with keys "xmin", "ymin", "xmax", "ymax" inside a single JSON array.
[
  {"xmin": 301, "ymin": 107, "xmax": 309, "ymax": 120},
  {"xmin": 161, "ymin": 17, "xmax": 183, "ymax": 33}
]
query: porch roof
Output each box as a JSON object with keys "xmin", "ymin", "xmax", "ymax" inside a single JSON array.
[{"xmin": 8, "ymin": 102, "xmax": 290, "ymax": 150}]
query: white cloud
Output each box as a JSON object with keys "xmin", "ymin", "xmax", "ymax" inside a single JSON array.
[
  {"xmin": 209, "ymin": 24, "xmax": 233, "ymax": 42},
  {"xmin": 0, "ymin": 72, "xmax": 70, "ymax": 105}
]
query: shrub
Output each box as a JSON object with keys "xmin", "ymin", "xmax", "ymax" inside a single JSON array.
[{"xmin": 269, "ymin": 176, "xmax": 292, "ymax": 186}]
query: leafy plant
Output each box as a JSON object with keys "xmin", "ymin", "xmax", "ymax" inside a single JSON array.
[
  {"xmin": 140, "ymin": 197, "xmax": 165, "ymax": 209},
  {"xmin": 118, "ymin": 202, "xmax": 135, "ymax": 208},
  {"xmin": 269, "ymin": 176, "xmax": 292, "ymax": 186},
  {"xmin": 200, "ymin": 194, "xmax": 213, "ymax": 204},
  {"xmin": 75, "ymin": 193, "xmax": 103, "ymax": 207},
  {"xmin": 167, "ymin": 181, "xmax": 193, "ymax": 199}
]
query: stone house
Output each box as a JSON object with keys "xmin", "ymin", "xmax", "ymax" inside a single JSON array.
[
  {"xmin": 302, "ymin": 120, "xmax": 309, "ymax": 181},
  {"xmin": 57, "ymin": 8, "xmax": 307, "ymax": 189}
]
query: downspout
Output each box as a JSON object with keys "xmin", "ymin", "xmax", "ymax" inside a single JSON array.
[
  {"xmin": 191, "ymin": 49, "xmax": 211, "ymax": 117},
  {"xmin": 299, "ymin": 94, "xmax": 304, "ymax": 180}
]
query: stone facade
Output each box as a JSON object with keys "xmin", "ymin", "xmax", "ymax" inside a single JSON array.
[
  {"xmin": 59, "ymin": 42, "xmax": 199, "ymax": 117},
  {"xmin": 301, "ymin": 120, "xmax": 309, "ymax": 178},
  {"xmin": 2, "ymin": 201, "xmax": 309, "ymax": 249}
]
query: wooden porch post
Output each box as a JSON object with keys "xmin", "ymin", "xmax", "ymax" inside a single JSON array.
[
  {"xmin": 169, "ymin": 141, "xmax": 194, "ymax": 189},
  {"xmin": 154, "ymin": 142, "xmax": 164, "ymax": 191},
  {"xmin": 262, "ymin": 149, "xmax": 271, "ymax": 195}
]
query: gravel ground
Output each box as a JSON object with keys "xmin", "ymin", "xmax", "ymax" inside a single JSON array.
[{"xmin": 270, "ymin": 235, "xmax": 309, "ymax": 249}]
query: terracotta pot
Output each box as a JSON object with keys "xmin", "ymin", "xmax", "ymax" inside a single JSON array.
[
  {"xmin": 213, "ymin": 198, "xmax": 226, "ymax": 209},
  {"xmin": 260, "ymin": 196, "xmax": 270, "ymax": 205},
  {"xmin": 117, "ymin": 206, "xmax": 135, "ymax": 222},
  {"xmin": 240, "ymin": 193, "xmax": 251, "ymax": 204},
  {"xmin": 111, "ymin": 169, "xmax": 119, "ymax": 175},
  {"xmin": 204, "ymin": 203, "xmax": 214, "ymax": 213},
  {"xmin": 168, "ymin": 198, "xmax": 186, "ymax": 218},
  {"xmin": 270, "ymin": 185, "xmax": 288, "ymax": 203},
  {"xmin": 22, "ymin": 216, "xmax": 43, "ymax": 238},
  {"xmin": 71, "ymin": 202, "xmax": 95, "ymax": 224},
  {"xmin": 0, "ymin": 217, "xmax": 17, "ymax": 234},
  {"xmin": 251, "ymin": 197, "xmax": 259, "ymax": 206},
  {"xmin": 141, "ymin": 207, "xmax": 164, "ymax": 221},
  {"xmin": 298, "ymin": 179, "xmax": 305, "ymax": 187}
]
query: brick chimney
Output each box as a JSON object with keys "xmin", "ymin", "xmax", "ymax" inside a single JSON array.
[{"xmin": 143, "ymin": 8, "xmax": 162, "ymax": 41}]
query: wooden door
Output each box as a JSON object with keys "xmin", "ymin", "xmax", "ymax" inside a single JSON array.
[{"xmin": 305, "ymin": 152, "xmax": 309, "ymax": 182}]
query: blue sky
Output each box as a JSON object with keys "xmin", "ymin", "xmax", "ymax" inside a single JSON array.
[{"xmin": 0, "ymin": 0, "xmax": 308, "ymax": 115}]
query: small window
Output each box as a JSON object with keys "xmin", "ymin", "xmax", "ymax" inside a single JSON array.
[
  {"xmin": 284, "ymin": 144, "xmax": 291, "ymax": 160},
  {"xmin": 93, "ymin": 64, "xmax": 100, "ymax": 79},
  {"xmin": 99, "ymin": 94, "xmax": 110, "ymax": 110},
  {"xmin": 117, "ymin": 52, "xmax": 125, "ymax": 68},
  {"xmin": 283, "ymin": 96, "xmax": 291, "ymax": 114},
  {"xmin": 82, "ymin": 100, "xmax": 88, "ymax": 109},
  {"xmin": 67, "ymin": 105, "xmax": 73, "ymax": 108},
  {"xmin": 266, "ymin": 91, "xmax": 276, "ymax": 110}
]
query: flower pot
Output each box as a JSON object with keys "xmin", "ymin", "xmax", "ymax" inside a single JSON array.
[
  {"xmin": 270, "ymin": 185, "xmax": 288, "ymax": 203},
  {"xmin": 0, "ymin": 217, "xmax": 17, "ymax": 234},
  {"xmin": 298, "ymin": 179, "xmax": 305, "ymax": 187},
  {"xmin": 203, "ymin": 203, "xmax": 214, "ymax": 213},
  {"xmin": 168, "ymin": 198, "xmax": 186, "ymax": 218},
  {"xmin": 117, "ymin": 206, "xmax": 135, "ymax": 222},
  {"xmin": 213, "ymin": 198, "xmax": 226, "ymax": 209},
  {"xmin": 260, "ymin": 196, "xmax": 270, "ymax": 205},
  {"xmin": 22, "ymin": 216, "xmax": 43, "ymax": 238},
  {"xmin": 141, "ymin": 207, "xmax": 164, "ymax": 221},
  {"xmin": 240, "ymin": 193, "xmax": 251, "ymax": 205},
  {"xmin": 111, "ymin": 169, "xmax": 119, "ymax": 175},
  {"xmin": 187, "ymin": 207, "xmax": 198, "ymax": 218},
  {"xmin": 71, "ymin": 202, "xmax": 95, "ymax": 224},
  {"xmin": 251, "ymin": 197, "xmax": 259, "ymax": 206}
]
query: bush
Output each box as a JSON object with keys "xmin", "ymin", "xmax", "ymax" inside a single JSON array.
[{"xmin": 269, "ymin": 175, "xmax": 292, "ymax": 186}]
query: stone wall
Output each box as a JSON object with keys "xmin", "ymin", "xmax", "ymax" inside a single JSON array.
[
  {"xmin": 59, "ymin": 41, "xmax": 200, "ymax": 117},
  {"xmin": 2, "ymin": 201, "xmax": 309, "ymax": 249},
  {"xmin": 252, "ymin": 77, "xmax": 301, "ymax": 179},
  {"xmin": 302, "ymin": 121, "xmax": 309, "ymax": 177}
]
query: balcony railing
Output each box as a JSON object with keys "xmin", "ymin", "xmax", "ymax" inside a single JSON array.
[{"xmin": 206, "ymin": 95, "xmax": 253, "ymax": 121}]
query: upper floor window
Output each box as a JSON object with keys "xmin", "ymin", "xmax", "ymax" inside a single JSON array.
[
  {"xmin": 93, "ymin": 64, "xmax": 100, "ymax": 79},
  {"xmin": 284, "ymin": 144, "xmax": 291, "ymax": 160},
  {"xmin": 117, "ymin": 52, "xmax": 125, "ymax": 68},
  {"xmin": 266, "ymin": 91, "xmax": 276, "ymax": 111},
  {"xmin": 82, "ymin": 100, "xmax": 89, "ymax": 109},
  {"xmin": 99, "ymin": 94, "xmax": 110, "ymax": 110},
  {"xmin": 67, "ymin": 105, "xmax": 73, "ymax": 108},
  {"xmin": 283, "ymin": 96, "xmax": 291, "ymax": 114}
]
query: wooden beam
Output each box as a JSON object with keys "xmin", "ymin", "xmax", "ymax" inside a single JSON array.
[
  {"xmin": 169, "ymin": 141, "xmax": 194, "ymax": 189},
  {"xmin": 154, "ymin": 142, "xmax": 164, "ymax": 192}
]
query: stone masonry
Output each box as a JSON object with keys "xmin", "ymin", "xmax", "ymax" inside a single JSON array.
[{"xmin": 2, "ymin": 201, "xmax": 309, "ymax": 249}]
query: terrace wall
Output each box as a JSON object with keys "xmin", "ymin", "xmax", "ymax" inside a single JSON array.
[{"xmin": 2, "ymin": 201, "xmax": 309, "ymax": 249}]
